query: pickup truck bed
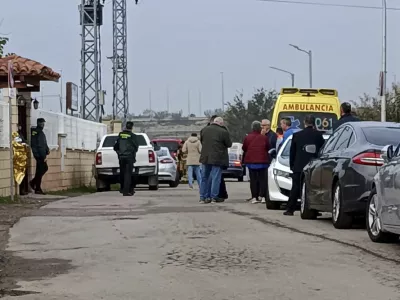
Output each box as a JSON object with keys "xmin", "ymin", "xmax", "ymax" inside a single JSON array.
[{"xmin": 94, "ymin": 133, "xmax": 159, "ymax": 191}]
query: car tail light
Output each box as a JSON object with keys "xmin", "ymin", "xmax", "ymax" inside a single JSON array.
[
  {"xmin": 95, "ymin": 152, "xmax": 102, "ymax": 165},
  {"xmin": 148, "ymin": 150, "xmax": 155, "ymax": 163},
  {"xmin": 352, "ymin": 150, "xmax": 384, "ymax": 166},
  {"xmin": 160, "ymin": 158, "xmax": 174, "ymax": 164},
  {"xmin": 233, "ymin": 160, "xmax": 241, "ymax": 167}
]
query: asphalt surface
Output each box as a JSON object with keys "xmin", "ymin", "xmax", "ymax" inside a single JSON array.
[{"xmin": 4, "ymin": 181, "xmax": 400, "ymax": 299}]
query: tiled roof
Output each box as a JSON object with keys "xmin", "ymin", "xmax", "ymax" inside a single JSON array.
[{"xmin": 0, "ymin": 55, "xmax": 60, "ymax": 81}]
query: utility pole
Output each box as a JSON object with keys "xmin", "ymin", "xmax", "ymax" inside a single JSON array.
[
  {"xmin": 188, "ymin": 90, "xmax": 191, "ymax": 116},
  {"xmin": 220, "ymin": 72, "xmax": 225, "ymax": 112},
  {"xmin": 149, "ymin": 89, "xmax": 152, "ymax": 112},
  {"xmin": 381, "ymin": 0, "xmax": 387, "ymax": 122},
  {"xmin": 111, "ymin": 0, "xmax": 129, "ymax": 122},
  {"xmin": 80, "ymin": 0, "xmax": 103, "ymax": 122},
  {"xmin": 199, "ymin": 90, "xmax": 202, "ymax": 117},
  {"xmin": 166, "ymin": 87, "xmax": 170, "ymax": 113}
]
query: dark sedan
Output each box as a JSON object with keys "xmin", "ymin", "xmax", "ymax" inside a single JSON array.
[{"xmin": 300, "ymin": 121, "xmax": 400, "ymax": 229}]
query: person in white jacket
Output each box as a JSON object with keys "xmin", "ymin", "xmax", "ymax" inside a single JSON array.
[{"xmin": 182, "ymin": 133, "xmax": 202, "ymax": 189}]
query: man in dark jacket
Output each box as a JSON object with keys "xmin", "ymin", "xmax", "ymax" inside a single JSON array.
[
  {"xmin": 333, "ymin": 102, "xmax": 360, "ymax": 131},
  {"xmin": 200, "ymin": 117, "xmax": 232, "ymax": 203},
  {"xmin": 261, "ymin": 119, "xmax": 277, "ymax": 149},
  {"xmin": 284, "ymin": 115, "xmax": 325, "ymax": 215},
  {"xmin": 30, "ymin": 118, "xmax": 50, "ymax": 194},
  {"xmin": 201, "ymin": 115, "xmax": 229, "ymax": 200},
  {"xmin": 113, "ymin": 121, "xmax": 139, "ymax": 196}
]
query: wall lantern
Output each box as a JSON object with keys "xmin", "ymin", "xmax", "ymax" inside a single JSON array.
[{"xmin": 32, "ymin": 98, "xmax": 39, "ymax": 110}]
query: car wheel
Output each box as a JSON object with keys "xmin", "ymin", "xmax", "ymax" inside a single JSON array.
[
  {"xmin": 300, "ymin": 181, "xmax": 318, "ymax": 219},
  {"xmin": 332, "ymin": 182, "xmax": 353, "ymax": 229},
  {"xmin": 266, "ymin": 198, "xmax": 281, "ymax": 210},
  {"xmin": 149, "ymin": 184, "xmax": 159, "ymax": 191},
  {"xmin": 366, "ymin": 188, "xmax": 399, "ymax": 243},
  {"xmin": 238, "ymin": 176, "xmax": 244, "ymax": 182},
  {"xmin": 169, "ymin": 172, "xmax": 180, "ymax": 188}
]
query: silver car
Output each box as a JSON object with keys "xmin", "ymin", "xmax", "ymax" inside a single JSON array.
[
  {"xmin": 367, "ymin": 143, "xmax": 400, "ymax": 243},
  {"xmin": 156, "ymin": 147, "xmax": 180, "ymax": 188}
]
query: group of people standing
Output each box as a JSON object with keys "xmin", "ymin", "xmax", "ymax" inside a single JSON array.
[{"xmin": 180, "ymin": 115, "xmax": 231, "ymax": 203}]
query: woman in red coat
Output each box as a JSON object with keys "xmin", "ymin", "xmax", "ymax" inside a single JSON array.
[{"xmin": 242, "ymin": 121, "xmax": 271, "ymax": 204}]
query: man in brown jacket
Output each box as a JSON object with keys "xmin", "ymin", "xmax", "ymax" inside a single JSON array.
[{"xmin": 182, "ymin": 133, "xmax": 202, "ymax": 189}]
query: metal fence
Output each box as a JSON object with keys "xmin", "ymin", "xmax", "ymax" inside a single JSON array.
[{"xmin": 0, "ymin": 102, "xmax": 9, "ymax": 148}]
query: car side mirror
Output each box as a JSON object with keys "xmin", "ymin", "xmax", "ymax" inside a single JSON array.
[
  {"xmin": 381, "ymin": 145, "xmax": 394, "ymax": 163},
  {"xmin": 304, "ymin": 144, "xmax": 316, "ymax": 154},
  {"xmin": 268, "ymin": 148, "xmax": 276, "ymax": 159}
]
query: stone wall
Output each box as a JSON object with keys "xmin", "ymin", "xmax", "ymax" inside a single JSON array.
[
  {"xmin": 28, "ymin": 149, "xmax": 95, "ymax": 192},
  {"xmin": 0, "ymin": 149, "xmax": 11, "ymax": 197},
  {"xmin": 0, "ymin": 147, "xmax": 95, "ymax": 197}
]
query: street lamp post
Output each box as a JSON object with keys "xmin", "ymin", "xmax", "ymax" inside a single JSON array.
[
  {"xmin": 220, "ymin": 72, "xmax": 225, "ymax": 112},
  {"xmin": 381, "ymin": 0, "xmax": 387, "ymax": 122},
  {"xmin": 289, "ymin": 44, "xmax": 312, "ymax": 88},
  {"xmin": 269, "ymin": 66, "xmax": 295, "ymax": 87}
]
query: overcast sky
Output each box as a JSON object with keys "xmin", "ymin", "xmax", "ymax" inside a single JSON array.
[{"xmin": 1, "ymin": 0, "xmax": 399, "ymax": 116}]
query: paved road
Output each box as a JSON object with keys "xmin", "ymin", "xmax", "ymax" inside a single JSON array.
[{"xmin": 4, "ymin": 181, "xmax": 400, "ymax": 299}]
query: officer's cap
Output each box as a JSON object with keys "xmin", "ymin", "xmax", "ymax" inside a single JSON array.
[{"xmin": 37, "ymin": 118, "xmax": 46, "ymax": 123}]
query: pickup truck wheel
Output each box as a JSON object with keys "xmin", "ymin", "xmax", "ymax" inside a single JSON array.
[{"xmin": 96, "ymin": 179, "xmax": 110, "ymax": 193}]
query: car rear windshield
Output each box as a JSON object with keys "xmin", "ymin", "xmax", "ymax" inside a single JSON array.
[
  {"xmin": 102, "ymin": 135, "xmax": 147, "ymax": 148},
  {"xmin": 156, "ymin": 149, "xmax": 169, "ymax": 157},
  {"xmin": 155, "ymin": 141, "xmax": 180, "ymax": 152},
  {"xmin": 362, "ymin": 127, "xmax": 400, "ymax": 146}
]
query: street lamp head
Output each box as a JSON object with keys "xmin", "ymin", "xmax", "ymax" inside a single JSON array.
[{"xmin": 289, "ymin": 44, "xmax": 300, "ymax": 50}]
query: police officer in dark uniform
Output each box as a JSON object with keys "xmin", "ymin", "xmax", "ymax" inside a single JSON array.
[
  {"xmin": 113, "ymin": 121, "xmax": 139, "ymax": 196},
  {"xmin": 30, "ymin": 118, "xmax": 50, "ymax": 194}
]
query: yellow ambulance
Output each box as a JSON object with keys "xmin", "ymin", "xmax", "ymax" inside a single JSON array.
[{"xmin": 271, "ymin": 88, "xmax": 341, "ymax": 134}]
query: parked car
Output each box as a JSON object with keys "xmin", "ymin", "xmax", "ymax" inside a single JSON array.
[
  {"xmin": 267, "ymin": 130, "xmax": 329, "ymax": 209},
  {"xmin": 94, "ymin": 133, "xmax": 159, "ymax": 191},
  {"xmin": 301, "ymin": 122, "xmax": 400, "ymax": 229},
  {"xmin": 223, "ymin": 151, "xmax": 244, "ymax": 182},
  {"xmin": 367, "ymin": 144, "xmax": 400, "ymax": 243},
  {"xmin": 151, "ymin": 138, "xmax": 182, "ymax": 160},
  {"xmin": 156, "ymin": 147, "xmax": 180, "ymax": 188}
]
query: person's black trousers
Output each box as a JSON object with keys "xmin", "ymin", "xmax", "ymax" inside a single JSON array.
[
  {"xmin": 287, "ymin": 172, "xmax": 301, "ymax": 212},
  {"xmin": 218, "ymin": 177, "xmax": 228, "ymax": 199},
  {"xmin": 119, "ymin": 157, "xmax": 134, "ymax": 195},
  {"xmin": 33, "ymin": 158, "xmax": 48, "ymax": 191},
  {"xmin": 248, "ymin": 168, "xmax": 267, "ymax": 199}
]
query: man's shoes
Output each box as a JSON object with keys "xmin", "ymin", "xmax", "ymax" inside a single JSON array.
[
  {"xmin": 199, "ymin": 200, "xmax": 206, "ymax": 204},
  {"xmin": 35, "ymin": 190, "xmax": 46, "ymax": 195},
  {"xmin": 123, "ymin": 193, "xmax": 133, "ymax": 196},
  {"xmin": 261, "ymin": 198, "xmax": 266, "ymax": 203},
  {"xmin": 29, "ymin": 180, "xmax": 35, "ymax": 191},
  {"xmin": 251, "ymin": 199, "xmax": 261, "ymax": 204},
  {"xmin": 246, "ymin": 197, "xmax": 254, "ymax": 202},
  {"xmin": 283, "ymin": 211, "xmax": 294, "ymax": 216}
]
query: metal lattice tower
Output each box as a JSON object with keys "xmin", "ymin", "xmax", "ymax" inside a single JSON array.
[
  {"xmin": 80, "ymin": 0, "xmax": 103, "ymax": 122},
  {"xmin": 111, "ymin": 0, "xmax": 129, "ymax": 121}
]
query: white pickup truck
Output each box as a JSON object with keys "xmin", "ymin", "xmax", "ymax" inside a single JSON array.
[{"xmin": 94, "ymin": 133, "xmax": 159, "ymax": 191}]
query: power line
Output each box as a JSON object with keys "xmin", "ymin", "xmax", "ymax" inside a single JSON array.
[{"xmin": 258, "ymin": 0, "xmax": 400, "ymax": 11}]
